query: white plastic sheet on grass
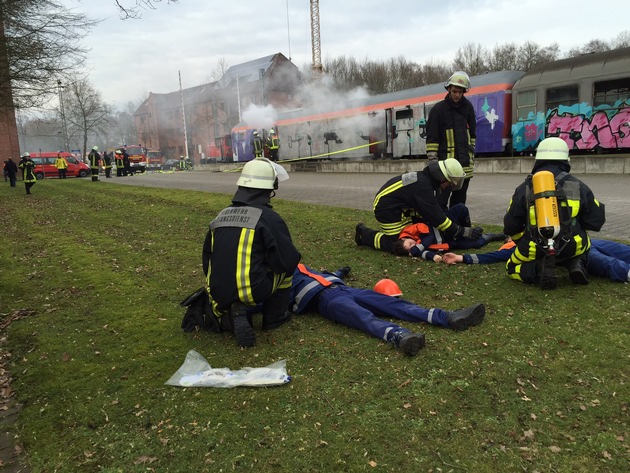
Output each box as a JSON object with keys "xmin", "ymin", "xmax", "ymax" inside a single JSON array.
[{"xmin": 165, "ymin": 349, "xmax": 291, "ymax": 388}]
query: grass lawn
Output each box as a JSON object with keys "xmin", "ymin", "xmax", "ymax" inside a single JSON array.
[{"xmin": 1, "ymin": 178, "xmax": 628, "ymax": 472}]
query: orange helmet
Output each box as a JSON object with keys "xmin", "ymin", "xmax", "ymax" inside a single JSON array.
[{"xmin": 373, "ymin": 278, "xmax": 402, "ymax": 297}]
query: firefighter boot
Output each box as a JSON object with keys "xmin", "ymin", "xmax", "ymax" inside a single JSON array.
[
  {"xmin": 446, "ymin": 303, "xmax": 486, "ymax": 331},
  {"xmin": 230, "ymin": 302, "xmax": 256, "ymax": 347},
  {"xmin": 537, "ymin": 255, "xmax": 557, "ymax": 290},
  {"xmin": 393, "ymin": 331, "xmax": 426, "ymax": 356},
  {"xmin": 482, "ymin": 233, "xmax": 507, "ymax": 243},
  {"xmin": 355, "ymin": 223, "xmax": 366, "ymax": 246},
  {"xmin": 566, "ymin": 255, "xmax": 589, "ymax": 285}
]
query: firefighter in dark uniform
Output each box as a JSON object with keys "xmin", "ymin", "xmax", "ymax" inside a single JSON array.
[
  {"xmin": 426, "ymin": 71, "xmax": 476, "ymax": 211},
  {"xmin": 202, "ymin": 158, "xmax": 301, "ymax": 347},
  {"xmin": 266, "ymin": 128, "xmax": 279, "ymax": 161},
  {"xmin": 102, "ymin": 151, "xmax": 112, "ymax": 178},
  {"xmin": 123, "ymin": 148, "xmax": 133, "ymax": 176},
  {"xmin": 251, "ymin": 130, "xmax": 264, "ymax": 158},
  {"xmin": 18, "ymin": 152, "xmax": 37, "ymax": 194},
  {"xmin": 88, "ymin": 146, "xmax": 100, "ymax": 182},
  {"xmin": 503, "ymin": 137, "xmax": 606, "ymax": 289},
  {"xmin": 355, "ymin": 159, "xmax": 483, "ymax": 253},
  {"xmin": 115, "ymin": 150, "xmax": 125, "ymax": 176}
]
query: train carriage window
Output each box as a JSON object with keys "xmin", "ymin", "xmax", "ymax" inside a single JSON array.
[
  {"xmin": 395, "ymin": 109, "xmax": 414, "ymax": 120},
  {"xmin": 546, "ymin": 85, "xmax": 579, "ymax": 110},
  {"xmin": 593, "ymin": 78, "xmax": 630, "ymax": 106},
  {"xmin": 516, "ymin": 90, "xmax": 537, "ymax": 121}
]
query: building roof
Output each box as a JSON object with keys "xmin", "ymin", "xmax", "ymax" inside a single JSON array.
[{"xmin": 218, "ymin": 53, "xmax": 281, "ymax": 88}]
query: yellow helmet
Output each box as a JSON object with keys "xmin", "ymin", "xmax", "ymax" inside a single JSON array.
[
  {"xmin": 535, "ymin": 137, "xmax": 570, "ymax": 162},
  {"xmin": 237, "ymin": 158, "xmax": 278, "ymax": 190},
  {"xmin": 445, "ymin": 71, "xmax": 471, "ymax": 92},
  {"xmin": 438, "ymin": 159, "xmax": 466, "ymax": 190}
]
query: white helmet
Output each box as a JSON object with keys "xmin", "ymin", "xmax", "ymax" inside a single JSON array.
[
  {"xmin": 92, "ymin": 146, "xmax": 98, "ymax": 151},
  {"xmin": 21, "ymin": 152, "xmax": 30, "ymax": 158},
  {"xmin": 535, "ymin": 137, "xmax": 570, "ymax": 162},
  {"xmin": 445, "ymin": 71, "xmax": 471, "ymax": 92},
  {"xmin": 437, "ymin": 159, "xmax": 466, "ymax": 190},
  {"xmin": 237, "ymin": 158, "xmax": 279, "ymax": 190}
]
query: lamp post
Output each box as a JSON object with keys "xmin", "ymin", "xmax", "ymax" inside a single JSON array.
[{"xmin": 57, "ymin": 80, "xmax": 69, "ymax": 151}]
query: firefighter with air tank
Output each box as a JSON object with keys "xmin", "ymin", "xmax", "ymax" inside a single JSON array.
[{"xmin": 503, "ymin": 137, "xmax": 606, "ymax": 289}]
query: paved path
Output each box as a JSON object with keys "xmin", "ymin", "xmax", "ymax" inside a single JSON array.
[{"xmin": 106, "ymin": 171, "xmax": 630, "ymax": 241}]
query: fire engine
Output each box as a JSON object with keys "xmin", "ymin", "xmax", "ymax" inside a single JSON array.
[
  {"xmin": 124, "ymin": 145, "xmax": 147, "ymax": 173},
  {"xmin": 146, "ymin": 149, "xmax": 164, "ymax": 170}
]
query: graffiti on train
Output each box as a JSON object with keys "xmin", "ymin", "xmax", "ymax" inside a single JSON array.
[{"xmin": 513, "ymin": 99, "xmax": 630, "ymax": 152}]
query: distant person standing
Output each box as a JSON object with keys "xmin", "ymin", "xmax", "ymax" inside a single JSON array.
[
  {"xmin": 115, "ymin": 150, "xmax": 125, "ymax": 176},
  {"xmin": 88, "ymin": 146, "xmax": 101, "ymax": 182},
  {"xmin": 18, "ymin": 152, "xmax": 36, "ymax": 194},
  {"xmin": 426, "ymin": 71, "xmax": 476, "ymax": 210},
  {"xmin": 55, "ymin": 152, "xmax": 68, "ymax": 179},
  {"xmin": 4, "ymin": 158, "xmax": 18, "ymax": 187},
  {"xmin": 266, "ymin": 128, "xmax": 279, "ymax": 161},
  {"xmin": 251, "ymin": 130, "xmax": 264, "ymax": 158},
  {"xmin": 102, "ymin": 151, "xmax": 112, "ymax": 178},
  {"xmin": 123, "ymin": 148, "xmax": 133, "ymax": 176}
]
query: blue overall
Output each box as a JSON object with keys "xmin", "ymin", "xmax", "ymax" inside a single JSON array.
[
  {"xmin": 290, "ymin": 265, "xmax": 450, "ymax": 344},
  {"xmin": 587, "ymin": 239, "xmax": 630, "ymax": 283}
]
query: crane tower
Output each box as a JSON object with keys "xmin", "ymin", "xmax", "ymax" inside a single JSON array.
[{"xmin": 310, "ymin": 0, "xmax": 323, "ymax": 73}]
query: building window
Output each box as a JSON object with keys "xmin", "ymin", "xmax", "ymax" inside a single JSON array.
[
  {"xmin": 545, "ymin": 85, "xmax": 578, "ymax": 111},
  {"xmin": 593, "ymin": 78, "xmax": 630, "ymax": 106}
]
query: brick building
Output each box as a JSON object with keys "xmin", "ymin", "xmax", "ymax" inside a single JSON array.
[{"xmin": 134, "ymin": 53, "xmax": 302, "ymax": 162}]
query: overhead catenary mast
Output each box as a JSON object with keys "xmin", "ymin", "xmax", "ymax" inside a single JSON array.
[{"xmin": 179, "ymin": 70, "xmax": 189, "ymax": 159}]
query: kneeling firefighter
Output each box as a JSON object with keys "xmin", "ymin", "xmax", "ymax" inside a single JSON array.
[
  {"xmin": 182, "ymin": 158, "xmax": 301, "ymax": 347},
  {"xmin": 503, "ymin": 137, "xmax": 606, "ymax": 289}
]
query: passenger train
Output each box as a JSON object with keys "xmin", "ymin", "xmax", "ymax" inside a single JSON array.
[{"xmin": 231, "ymin": 47, "xmax": 630, "ymax": 162}]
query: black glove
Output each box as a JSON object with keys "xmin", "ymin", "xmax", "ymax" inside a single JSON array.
[{"xmin": 461, "ymin": 226, "xmax": 484, "ymax": 240}]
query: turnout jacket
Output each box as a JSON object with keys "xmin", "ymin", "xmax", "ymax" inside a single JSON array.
[
  {"xmin": 202, "ymin": 189, "xmax": 301, "ymax": 310},
  {"xmin": 373, "ymin": 166, "xmax": 460, "ymax": 239},
  {"xmin": 19, "ymin": 158, "xmax": 37, "ymax": 183},
  {"xmin": 426, "ymin": 94, "xmax": 476, "ymax": 175},
  {"xmin": 503, "ymin": 161, "xmax": 605, "ymax": 260}
]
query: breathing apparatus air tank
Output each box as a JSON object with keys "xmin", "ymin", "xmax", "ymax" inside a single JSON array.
[{"xmin": 532, "ymin": 170, "xmax": 560, "ymax": 254}]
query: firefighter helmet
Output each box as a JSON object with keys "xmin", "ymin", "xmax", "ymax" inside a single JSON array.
[
  {"xmin": 428, "ymin": 158, "xmax": 466, "ymax": 190},
  {"xmin": 92, "ymin": 146, "xmax": 98, "ymax": 151},
  {"xmin": 253, "ymin": 130, "xmax": 259, "ymax": 136},
  {"xmin": 444, "ymin": 71, "xmax": 471, "ymax": 92},
  {"xmin": 237, "ymin": 158, "xmax": 279, "ymax": 190},
  {"xmin": 535, "ymin": 137, "xmax": 570, "ymax": 162},
  {"xmin": 21, "ymin": 152, "xmax": 30, "ymax": 158},
  {"xmin": 269, "ymin": 128, "xmax": 275, "ymax": 134},
  {"xmin": 373, "ymin": 278, "xmax": 403, "ymax": 297}
]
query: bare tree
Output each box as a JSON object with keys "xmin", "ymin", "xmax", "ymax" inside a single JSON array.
[
  {"xmin": 63, "ymin": 75, "xmax": 113, "ymax": 155},
  {"xmin": 114, "ymin": 0, "xmax": 179, "ymax": 19},
  {"xmin": 517, "ymin": 41, "xmax": 559, "ymax": 70},
  {"xmin": 0, "ymin": 0, "xmax": 97, "ymax": 108},
  {"xmin": 612, "ymin": 30, "xmax": 630, "ymax": 49},
  {"xmin": 208, "ymin": 57, "xmax": 229, "ymax": 83},
  {"xmin": 452, "ymin": 43, "xmax": 489, "ymax": 76},
  {"xmin": 488, "ymin": 43, "xmax": 520, "ymax": 71}
]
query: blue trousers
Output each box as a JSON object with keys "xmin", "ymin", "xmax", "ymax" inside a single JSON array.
[
  {"xmin": 316, "ymin": 286, "xmax": 449, "ymax": 343},
  {"xmin": 588, "ymin": 239, "xmax": 630, "ymax": 283}
]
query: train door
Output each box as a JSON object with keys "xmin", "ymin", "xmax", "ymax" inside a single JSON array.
[
  {"xmin": 471, "ymin": 92, "xmax": 507, "ymax": 155},
  {"xmin": 393, "ymin": 107, "xmax": 414, "ymax": 158}
]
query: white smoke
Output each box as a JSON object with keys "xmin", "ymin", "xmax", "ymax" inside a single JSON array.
[{"xmin": 241, "ymin": 104, "xmax": 278, "ymax": 130}]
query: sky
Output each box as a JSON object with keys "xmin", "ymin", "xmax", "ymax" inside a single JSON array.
[{"xmin": 58, "ymin": 0, "xmax": 629, "ymax": 110}]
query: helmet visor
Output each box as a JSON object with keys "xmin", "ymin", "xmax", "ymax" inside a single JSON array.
[{"xmin": 450, "ymin": 174, "xmax": 465, "ymax": 191}]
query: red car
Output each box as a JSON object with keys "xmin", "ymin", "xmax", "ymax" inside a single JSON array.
[{"xmin": 30, "ymin": 152, "xmax": 90, "ymax": 179}]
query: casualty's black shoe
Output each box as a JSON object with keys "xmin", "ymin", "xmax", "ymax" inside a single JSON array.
[
  {"xmin": 355, "ymin": 223, "xmax": 365, "ymax": 246},
  {"xmin": 337, "ymin": 266, "xmax": 351, "ymax": 279},
  {"xmin": 446, "ymin": 303, "xmax": 486, "ymax": 331},
  {"xmin": 566, "ymin": 256, "xmax": 589, "ymax": 285},
  {"xmin": 483, "ymin": 233, "xmax": 507, "ymax": 243},
  {"xmin": 398, "ymin": 332, "xmax": 426, "ymax": 356},
  {"xmin": 230, "ymin": 302, "xmax": 256, "ymax": 347}
]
